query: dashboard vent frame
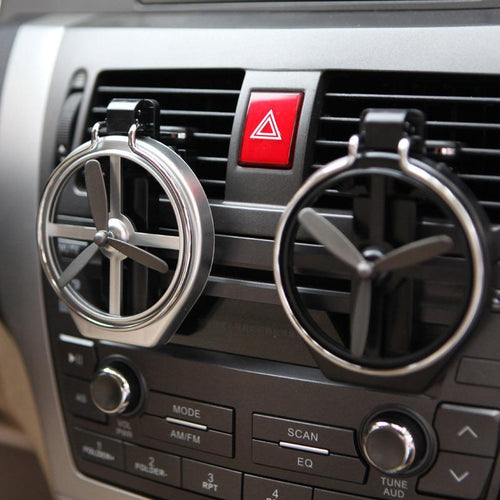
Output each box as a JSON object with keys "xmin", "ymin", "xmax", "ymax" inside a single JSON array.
[
  {"xmin": 85, "ymin": 69, "xmax": 245, "ymax": 200},
  {"xmin": 312, "ymin": 70, "xmax": 500, "ymax": 224}
]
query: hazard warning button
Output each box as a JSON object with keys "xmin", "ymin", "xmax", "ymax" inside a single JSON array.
[{"xmin": 239, "ymin": 92, "xmax": 304, "ymax": 169}]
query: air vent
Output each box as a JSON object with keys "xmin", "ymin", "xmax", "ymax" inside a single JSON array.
[
  {"xmin": 85, "ymin": 69, "xmax": 244, "ymax": 199},
  {"xmin": 313, "ymin": 71, "xmax": 500, "ymax": 223}
]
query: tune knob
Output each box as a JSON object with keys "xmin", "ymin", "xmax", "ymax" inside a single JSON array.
[
  {"xmin": 90, "ymin": 361, "xmax": 141, "ymax": 415},
  {"xmin": 361, "ymin": 412, "xmax": 430, "ymax": 475}
]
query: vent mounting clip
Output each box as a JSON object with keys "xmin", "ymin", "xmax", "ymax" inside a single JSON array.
[
  {"xmin": 359, "ymin": 108, "xmax": 425, "ymax": 155},
  {"xmin": 106, "ymin": 98, "xmax": 160, "ymax": 139}
]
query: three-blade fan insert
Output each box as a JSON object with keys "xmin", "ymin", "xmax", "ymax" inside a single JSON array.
[
  {"xmin": 38, "ymin": 129, "xmax": 214, "ymax": 345},
  {"xmin": 58, "ymin": 158, "xmax": 169, "ymax": 289},
  {"xmin": 298, "ymin": 207, "xmax": 454, "ymax": 357}
]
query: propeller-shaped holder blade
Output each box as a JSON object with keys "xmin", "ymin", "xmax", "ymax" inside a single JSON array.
[
  {"xmin": 298, "ymin": 207, "xmax": 454, "ymax": 358},
  {"xmin": 373, "ymin": 235, "xmax": 454, "ymax": 273},
  {"xmin": 58, "ymin": 159, "xmax": 169, "ymax": 289},
  {"xmin": 84, "ymin": 159, "xmax": 109, "ymax": 232},
  {"xmin": 107, "ymin": 238, "xmax": 168, "ymax": 274},
  {"xmin": 58, "ymin": 242, "xmax": 99, "ymax": 288},
  {"xmin": 298, "ymin": 207, "xmax": 365, "ymax": 269},
  {"xmin": 350, "ymin": 278, "xmax": 372, "ymax": 358}
]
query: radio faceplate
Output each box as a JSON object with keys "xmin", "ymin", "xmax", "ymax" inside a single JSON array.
[{"xmin": 45, "ymin": 276, "xmax": 500, "ymax": 500}]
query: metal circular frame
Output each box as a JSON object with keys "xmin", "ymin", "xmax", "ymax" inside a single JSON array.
[
  {"xmin": 273, "ymin": 136, "xmax": 488, "ymax": 377},
  {"xmin": 38, "ymin": 125, "xmax": 214, "ymax": 345}
]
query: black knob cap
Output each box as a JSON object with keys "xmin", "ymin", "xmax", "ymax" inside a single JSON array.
[
  {"xmin": 90, "ymin": 362, "xmax": 140, "ymax": 415},
  {"xmin": 362, "ymin": 412, "xmax": 428, "ymax": 475}
]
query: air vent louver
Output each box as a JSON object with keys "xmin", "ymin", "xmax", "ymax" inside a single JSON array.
[
  {"xmin": 313, "ymin": 71, "xmax": 500, "ymax": 223},
  {"xmin": 86, "ymin": 69, "xmax": 244, "ymax": 199}
]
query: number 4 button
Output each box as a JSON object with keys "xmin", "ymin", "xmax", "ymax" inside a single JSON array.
[{"xmin": 243, "ymin": 474, "xmax": 312, "ymax": 499}]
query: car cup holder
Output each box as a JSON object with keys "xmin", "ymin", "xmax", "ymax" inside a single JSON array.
[
  {"xmin": 274, "ymin": 109, "xmax": 491, "ymax": 380},
  {"xmin": 38, "ymin": 99, "xmax": 214, "ymax": 346}
]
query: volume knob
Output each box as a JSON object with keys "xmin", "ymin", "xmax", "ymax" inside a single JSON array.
[
  {"xmin": 362, "ymin": 412, "xmax": 429, "ymax": 475},
  {"xmin": 90, "ymin": 362, "xmax": 140, "ymax": 415}
]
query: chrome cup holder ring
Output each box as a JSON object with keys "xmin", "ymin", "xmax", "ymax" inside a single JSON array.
[{"xmin": 38, "ymin": 102, "xmax": 214, "ymax": 347}]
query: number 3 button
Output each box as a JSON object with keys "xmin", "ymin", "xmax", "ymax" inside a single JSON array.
[{"xmin": 183, "ymin": 459, "xmax": 242, "ymax": 500}]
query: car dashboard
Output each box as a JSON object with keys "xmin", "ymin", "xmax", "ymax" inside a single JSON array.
[{"xmin": 0, "ymin": 1, "xmax": 500, "ymax": 499}]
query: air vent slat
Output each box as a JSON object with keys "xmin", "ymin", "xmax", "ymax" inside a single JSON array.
[
  {"xmin": 428, "ymin": 120, "xmax": 500, "ymax": 131},
  {"xmin": 91, "ymin": 107, "xmax": 107, "ymax": 115},
  {"xmin": 192, "ymin": 132, "xmax": 231, "ymax": 140},
  {"xmin": 461, "ymin": 147, "xmax": 500, "ymax": 157},
  {"xmin": 321, "ymin": 115, "xmax": 500, "ymax": 131},
  {"xmin": 89, "ymin": 109, "xmax": 236, "ymax": 121},
  {"xmin": 459, "ymin": 174, "xmax": 500, "ymax": 182},
  {"xmin": 479, "ymin": 201, "xmax": 500, "ymax": 209},
  {"xmin": 314, "ymin": 71, "xmax": 500, "ymax": 223},
  {"xmin": 325, "ymin": 92, "xmax": 500, "ymax": 105},
  {"xmin": 161, "ymin": 110, "xmax": 235, "ymax": 118},
  {"xmin": 315, "ymin": 139, "xmax": 349, "ymax": 148},
  {"xmin": 199, "ymin": 179, "xmax": 226, "ymax": 187},
  {"xmin": 97, "ymin": 85, "xmax": 240, "ymax": 96},
  {"xmin": 320, "ymin": 116, "xmax": 358, "ymax": 123},
  {"xmin": 85, "ymin": 69, "xmax": 244, "ymax": 200},
  {"xmin": 196, "ymin": 156, "xmax": 228, "ymax": 164}
]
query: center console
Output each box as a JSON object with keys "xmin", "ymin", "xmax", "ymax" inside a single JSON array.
[{"xmin": 1, "ymin": 8, "xmax": 500, "ymax": 500}]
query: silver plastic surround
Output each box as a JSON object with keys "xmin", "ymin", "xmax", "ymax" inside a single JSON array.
[
  {"xmin": 273, "ymin": 135, "xmax": 487, "ymax": 377},
  {"xmin": 38, "ymin": 129, "xmax": 214, "ymax": 347}
]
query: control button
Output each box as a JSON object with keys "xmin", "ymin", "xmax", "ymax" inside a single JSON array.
[
  {"xmin": 183, "ymin": 459, "xmax": 242, "ymax": 500},
  {"xmin": 244, "ymin": 474, "xmax": 312, "ymax": 499},
  {"xmin": 63, "ymin": 376, "xmax": 106, "ymax": 423},
  {"xmin": 418, "ymin": 452, "xmax": 493, "ymax": 499},
  {"xmin": 363, "ymin": 421, "xmax": 416, "ymax": 474},
  {"xmin": 435, "ymin": 404, "xmax": 500, "ymax": 457},
  {"xmin": 239, "ymin": 92, "xmax": 304, "ymax": 169},
  {"xmin": 90, "ymin": 361, "xmax": 141, "ymax": 415},
  {"xmin": 146, "ymin": 392, "xmax": 233, "ymax": 433},
  {"xmin": 361, "ymin": 411, "xmax": 428, "ymax": 475},
  {"xmin": 59, "ymin": 334, "xmax": 96, "ymax": 379},
  {"xmin": 457, "ymin": 357, "xmax": 500, "ymax": 389},
  {"xmin": 141, "ymin": 415, "xmax": 233, "ymax": 457},
  {"xmin": 253, "ymin": 414, "xmax": 357, "ymax": 456},
  {"xmin": 91, "ymin": 367, "xmax": 131, "ymax": 415},
  {"xmin": 252, "ymin": 439, "xmax": 366, "ymax": 484},
  {"xmin": 124, "ymin": 443, "xmax": 180, "ymax": 486},
  {"xmin": 73, "ymin": 428, "xmax": 124, "ymax": 470},
  {"xmin": 315, "ymin": 490, "xmax": 366, "ymax": 500}
]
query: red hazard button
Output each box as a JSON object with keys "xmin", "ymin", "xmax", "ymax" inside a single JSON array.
[{"xmin": 239, "ymin": 91, "xmax": 304, "ymax": 169}]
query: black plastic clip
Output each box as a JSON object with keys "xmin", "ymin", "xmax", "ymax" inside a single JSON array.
[
  {"xmin": 106, "ymin": 98, "xmax": 160, "ymax": 139},
  {"xmin": 359, "ymin": 109, "xmax": 426, "ymax": 154}
]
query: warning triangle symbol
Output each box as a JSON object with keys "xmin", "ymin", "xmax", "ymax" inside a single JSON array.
[{"xmin": 250, "ymin": 110, "xmax": 282, "ymax": 141}]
